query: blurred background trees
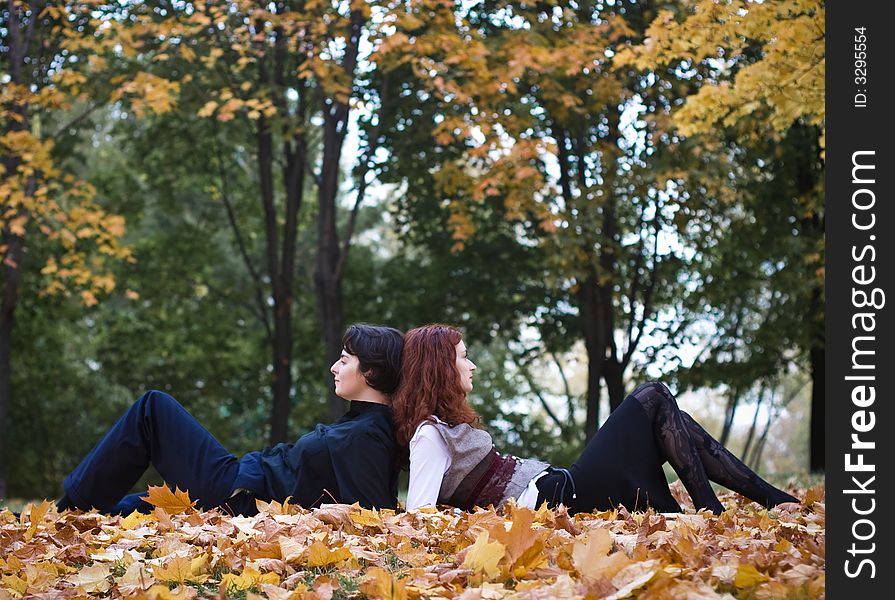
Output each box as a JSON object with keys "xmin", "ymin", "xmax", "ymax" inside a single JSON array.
[{"xmin": 1, "ymin": 0, "xmax": 824, "ymax": 500}]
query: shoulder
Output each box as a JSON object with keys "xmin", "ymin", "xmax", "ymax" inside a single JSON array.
[
  {"xmin": 410, "ymin": 419, "xmax": 438, "ymax": 443},
  {"xmin": 410, "ymin": 415, "xmax": 450, "ymax": 440}
]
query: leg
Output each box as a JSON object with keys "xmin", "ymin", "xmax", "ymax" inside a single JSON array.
[
  {"xmin": 630, "ymin": 382, "xmax": 725, "ymax": 514},
  {"xmin": 62, "ymin": 390, "xmax": 239, "ymax": 512},
  {"xmin": 680, "ymin": 411, "xmax": 799, "ymax": 508},
  {"xmin": 564, "ymin": 394, "xmax": 683, "ymax": 514}
]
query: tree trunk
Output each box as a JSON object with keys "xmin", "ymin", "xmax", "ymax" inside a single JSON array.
[
  {"xmin": 261, "ymin": 146, "xmax": 295, "ymax": 444},
  {"xmin": 809, "ymin": 329, "xmax": 824, "ymax": 472},
  {"xmin": 578, "ymin": 272, "xmax": 608, "ymax": 441},
  {"xmin": 315, "ymin": 113, "xmax": 347, "ymax": 420},
  {"xmin": 256, "ymin": 85, "xmax": 293, "ymax": 443},
  {"xmin": 313, "ymin": 9, "xmax": 365, "ymax": 421},
  {"xmin": 749, "ymin": 410, "xmax": 774, "ymax": 469},
  {"xmin": 719, "ymin": 388, "xmax": 740, "ymax": 447},
  {"xmin": 603, "ymin": 358, "xmax": 626, "ymax": 413},
  {"xmin": 791, "ymin": 123, "xmax": 824, "ymax": 472},
  {"xmin": 0, "ymin": 235, "xmax": 24, "ymax": 500},
  {"xmin": 741, "ymin": 387, "xmax": 764, "ymax": 461},
  {"xmin": 0, "ymin": 0, "xmax": 30, "ymax": 500}
]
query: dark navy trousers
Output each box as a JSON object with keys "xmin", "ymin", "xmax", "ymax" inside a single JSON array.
[{"xmin": 64, "ymin": 390, "xmax": 254, "ymax": 515}]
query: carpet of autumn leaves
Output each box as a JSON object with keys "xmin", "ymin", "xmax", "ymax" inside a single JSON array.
[{"xmin": 1, "ymin": 484, "xmax": 824, "ymax": 599}]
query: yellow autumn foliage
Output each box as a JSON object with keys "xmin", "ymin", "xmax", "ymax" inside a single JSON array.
[{"xmin": 619, "ymin": 0, "xmax": 824, "ymax": 149}]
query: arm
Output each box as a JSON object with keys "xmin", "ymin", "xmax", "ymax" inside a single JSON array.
[{"xmin": 406, "ymin": 425, "xmax": 450, "ymax": 510}]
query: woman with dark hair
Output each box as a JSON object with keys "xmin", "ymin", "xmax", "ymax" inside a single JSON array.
[
  {"xmin": 58, "ymin": 324, "xmax": 404, "ymax": 516},
  {"xmin": 393, "ymin": 324, "xmax": 799, "ymax": 515}
]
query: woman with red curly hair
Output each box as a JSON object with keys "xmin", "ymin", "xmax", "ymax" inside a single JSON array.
[{"xmin": 392, "ymin": 324, "xmax": 799, "ymax": 515}]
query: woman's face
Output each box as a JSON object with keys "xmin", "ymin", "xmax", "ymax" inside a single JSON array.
[
  {"xmin": 455, "ymin": 340, "xmax": 477, "ymax": 393},
  {"xmin": 330, "ymin": 350, "xmax": 368, "ymax": 400}
]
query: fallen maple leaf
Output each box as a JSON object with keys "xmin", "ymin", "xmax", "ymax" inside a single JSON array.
[
  {"xmin": 734, "ymin": 563, "xmax": 770, "ymax": 589},
  {"xmin": 151, "ymin": 554, "xmax": 209, "ymax": 584},
  {"xmin": 116, "ymin": 562, "xmax": 156, "ymax": 594},
  {"xmin": 220, "ymin": 566, "xmax": 280, "ymax": 591},
  {"xmin": 131, "ymin": 583, "xmax": 197, "ymax": 599},
  {"xmin": 23, "ymin": 499, "xmax": 52, "ymax": 542},
  {"xmin": 278, "ymin": 535, "xmax": 307, "ymax": 563},
  {"xmin": 120, "ymin": 509, "xmax": 154, "ymax": 529},
  {"xmin": 462, "ymin": 531, "xmax": 505, "ymax": 580},
  {"xmin": 67, "ymin": 563, "xmax": 112, "ymax": 593},
  {"xmin": 360, "ymin": 567, "xmax": 408, "ymax": 600},
  {"xmin": 572, "ymin": 528, "xmax": 632, "ymax": 585},
  {"xmin": 306, "ymin": 540, "xmax": 353, "ymax": 567},
  {"xmin": 607, "ymin": 560, "xmax": 660, "ymax": 599},
  {"xmin": 141, "ymin": 484, "xmax": 196, "ymax": 514},
  {"xmin": 1, "ymin": 573, "xmax": 28, "ymax": 596},
  {"xmin": 351, "ymin": 506, "xmax": 385, "ymax": 529},
  {"xmin": 489, "ymin": 506, "xmax": 536, "ymax": 562}
]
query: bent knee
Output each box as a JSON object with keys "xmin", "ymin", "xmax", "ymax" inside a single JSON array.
[
  {"xmin": 137, "ymin": 389, "xmax": 182, "ymax": 411},
  {"xmin": 631, "ymin": 381, "xmax": 675, "ymax": 403},
  {"xmin": 632, "ymin": 381, "xmax": 669, "ymax": 394}
]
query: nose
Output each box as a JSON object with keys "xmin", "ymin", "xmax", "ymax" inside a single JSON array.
[
  {"xmin": 470, "ymin": 360, "xmax": 477, "ymax": 372},
  {"xmin": 330, "ymin": 361, "xmax": 339, "ymax": 376}
]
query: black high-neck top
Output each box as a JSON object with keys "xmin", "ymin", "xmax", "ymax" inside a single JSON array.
[{"xmin": 235, "ymin": 401, "xmax": 397, "ymax": 509}]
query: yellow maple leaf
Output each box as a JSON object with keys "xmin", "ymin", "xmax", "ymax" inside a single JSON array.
[
  {"xmin": 735, "ymin": 563, "xmax": 770, "ymax": 589},
  {"xmin": 462, "ymin": 531, "xmax": 505, "ymax": 579},
  {"xmin": 220, "ymin": 567, "xmax": 279, "ymax": 591},
  {"xmin": 350, "ymin": 506, "xmax": 384, "ymax": 529},
  {"xmin": 120, "ymin": 509, "xmax": 153, "ymax": 530},
  {"xmin": 1, "ymin": 573, "xmax": 28, "ymax": 596},
  {"xmin": 306, "ymin": 540, "xmax": 353, "ymax": 567},
  {"xmin": 132, "ymin": 583, "xmax": 195, "ymax": 599},
  {"xmin": 152, "ymin": 555, "xmax": 208, "ymax": 584},
  {"xmin": 141, "ymin": 485, "xmax": 196, "ymax": 514},
  {"xmin": 23, "ymin": 499, "xmax": 52, "ymax": 541}
]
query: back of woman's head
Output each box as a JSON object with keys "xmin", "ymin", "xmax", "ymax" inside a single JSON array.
[
  {"xmin": 392, "ymin": 324, "xmax": 481, "ymax": 456},
  {"xmin": 342, "ymin": 324, "xmax": 404, "ymax": 395}
]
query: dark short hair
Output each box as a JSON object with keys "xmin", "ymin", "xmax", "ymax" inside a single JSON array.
[{"xmin": 342, "ymin": 324, "xmax": 405, "ymax": 395}]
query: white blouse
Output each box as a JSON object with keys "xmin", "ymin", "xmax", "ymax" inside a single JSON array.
[{"xmin": 405, "ymin": 417, "xmax": 548, "ymax": 511}]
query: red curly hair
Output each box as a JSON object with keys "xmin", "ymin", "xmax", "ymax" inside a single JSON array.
[{"xmin": 392, "ymin": 324, "xmax": 482, "ymax": 465}]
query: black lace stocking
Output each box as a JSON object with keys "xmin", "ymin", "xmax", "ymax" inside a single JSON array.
[
  {"xmin": 631, "ymin": 382, "xmax": 724, "ymax": 514},
  {"xmin": 679, "ymin": 411, "xmax": 799, "ymax": 508}
]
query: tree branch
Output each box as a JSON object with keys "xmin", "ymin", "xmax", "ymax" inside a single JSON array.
[
  {"xmin": 549, "ymin": 350, "xmax": 576, "ymax": 427},
  {"xmin": 334, "ymin": 73, "xmax": 389, "ymax": 282},
  {"xmin": 22, "ymin": 1, "xmax": 45, "ymax": 59},
  {"xmin": 213, "ymin": 141, "xmax": 273, "ymax": 342},
  {"xmin": 514, "ymin": 356, "xmax": 567, "ymax": 436},
  {"xmin": 623, "ymin": 211, "xmax": 660, "ymax": 368},
  {"xmin": 47, "ymin": 101, "xmax": 103, "ymax": 141},
  {"xmin": 200, "ymin": 277, "xmax": 269, "ymax": 336}
]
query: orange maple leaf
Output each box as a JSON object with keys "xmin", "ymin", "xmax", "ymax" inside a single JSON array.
[
  {"xmin": 141, "ymin": 485, "xmax": 196, "ymax": 514},
  {"xmin": 572, "ymin": 527, "xmax": 631, "ymax": 585},
  {"xmin": 359, "ymin": 567, "xmax": 408, "ymax": 600}
]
